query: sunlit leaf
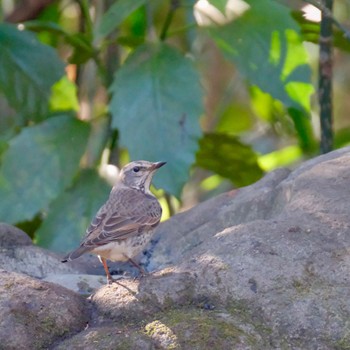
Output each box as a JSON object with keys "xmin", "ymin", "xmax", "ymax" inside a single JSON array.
[
  {"xmin": 0, "ymin": 114, "xmax": 90, "ymax": 223},
  {"xmin": 109, "ymin": 43, "xmax": 203, "ymax": 197},
  {"xmin": 334, "ymin": 127, "xmax": 350, "ymax": 148},
  {"xmin": 250, "ymin": 85, "xmax": 277, "ymax": 122},
  {"xmin": 257, "ymin": 145, "xmax": 302, "ymax": 171},
  {"xmin": 50, "ymin": 76, "xmax": 79, "ymax": 112},
  {"xmin": 36, "ymin": 169, "xmax": 110, "ymax": 252},
  {"xmin": 250, "ymin": 85, "xmax": 315, "ymax": 151},
  {"xmin": 216, "ymin": 103, "xmax": 253, "ymax": 134},
  {"xmin": 0, "ymin": 23, "xmax": 65, "ymax": 121},
  {"xmin": 288, "ymin": 107, "xmax": 316, "ymax": 152},
  {"xmin": 200, "ymin": 174, "xmax": 224, "ymax": 191},
  {"xmin": 95, "ymin": 0, "xmax": 147, "ymax": 40},
  {"xmin": 196, "ymin": 133, "xmax": 263, "ymax": 186},
  {"xmin": 209, "ymin": 0, "xmax": 315, "ymax": 149}
]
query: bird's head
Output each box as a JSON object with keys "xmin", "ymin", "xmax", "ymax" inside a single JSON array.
[{"xmin": 119, "ymin": 160, "xmax": 166, "ymax": 194}]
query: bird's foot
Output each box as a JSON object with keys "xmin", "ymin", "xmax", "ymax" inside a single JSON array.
[
  {"xmin": 126, "ymin": 257, "xmax": 149, "ymax": 278},
  {"xmin": 107, "ymin": 275, "xmax": 127, "ymax": 285}
]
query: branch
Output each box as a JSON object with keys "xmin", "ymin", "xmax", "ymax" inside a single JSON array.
[
  {"xmin": 318, "ymin": 0, "xmax": 333, "ymax": 153},
  {"xmin": 6, "ymin": 0, "xmax": 55, "ymax": 23}
]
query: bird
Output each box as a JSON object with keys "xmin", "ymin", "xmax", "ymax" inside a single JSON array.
[{"xmin": 61, "ymin": 160, "xmax": 166, "ymax": 284}]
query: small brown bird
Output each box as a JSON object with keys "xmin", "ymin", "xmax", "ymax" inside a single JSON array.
[{"xmin": 62, "ymin": 160, "xmax": 166, "ymax": 284}]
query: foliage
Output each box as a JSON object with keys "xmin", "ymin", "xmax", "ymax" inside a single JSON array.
[
  {"xmin": 196, "ymin": 133, "xmax": 263, "ymax": 186},
  {"xmin": 0, "ymin": 0, "xmax": 347, "ymax": 252},
  {"xmin": 110, "ymin": 42, "xmax": 203, "ymax": 195},
  {"xmin": 0, "ymin": 114, "xmax": 89, "ymax": 223},
  {"xmin": 0, "ymin": 23, "xmax": 65, "ymax": 120}
]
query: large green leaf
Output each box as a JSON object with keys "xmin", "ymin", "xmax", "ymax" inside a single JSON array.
[
  {"xmin": 95, "ymin": 0, "xmax": 147, "ymax": 40},
  {"xmin": 36, "ymin": 169, "xmax": 111, "ymax": 252},
  {"xmin": 209, "ymin": 0, "xmax": 314, "ymax": 143},
  {"xmin": 0, "ymin": 23, "xmax": 65, "ymax": 121},
  {"xmin": 109, "ymin": 43, "xmax": 203, "ymax": 197},
  {"xmin": 196, "ymin": 133, "xmax": 264, "ymax": 187},
  {"xmin": 0, "ymin": 114, "xmax": 90, "ymax": 223}
]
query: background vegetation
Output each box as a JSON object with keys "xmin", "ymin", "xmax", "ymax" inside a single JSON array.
[{"xmin": 0, "ymin": 0, "xmax": 349, "ymax": 252}]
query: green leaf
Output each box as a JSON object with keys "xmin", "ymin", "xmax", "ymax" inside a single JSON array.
[
  {"xmin": 216, "ymin": 103, "xmax": 253, "ymax": 134},
  {"xmin": 109, "ymin": 43, "xmax": 203, "ymax": 197},
  {"xmin": 334, "ymin": 127, "xmax": 350, "ymax": 148},
  {"xmin": 24, "ymin": 20, "xmax": 66, "ymax": 36},
  {"xmin": 250, "ymin": 85, "xmax": 315, "ymax": 151},
  {"xmin": 0, "ymin": 114, "xmax": 90, "ymax": 223},
  {"xmin": 196, "ymin": 133, "xmax": 264, "ymax": 187},
  {"xmin": 67, "ymin": 33, "xmax": 95, "ymax": 64},
  {"xmin": 258, "ymin": 145, "xmax": 302, "ymax": 171},
  {"xmin": 288, "ymin": 107, "xmax": 316, "ymax": 152},
  {"xmin": 36, "ymin": 169, "xmax": 111, "ymax": 253},
  {"xmin": 209, "ymin": 1, "xmax": 314, "ymax": 117},
  {"xmin": 0, "ymin": 23, "xmax": 65, "ymax": 121},
  {"xmin": 50, "ymin": 76, "xmax": 79, "ymax": 112},
  {"xmin": 95, "ymin": 0, "xmax": 147, "ymax": 40},
  {"xmin": 25, "ymin": 21, "xmax": 95, "ymax": 62}
]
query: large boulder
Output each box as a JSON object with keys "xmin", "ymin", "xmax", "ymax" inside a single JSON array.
[
  {"xmin": 0, "ymin": 223, "xmax": 88, "ymax": 278},
  {"xmin": 0, "ymin": 269, "xmax": 88, "ymax": 349},
  {"xmin": 2, "ymin": 147, "xmax": 350, "ymax": 349}
]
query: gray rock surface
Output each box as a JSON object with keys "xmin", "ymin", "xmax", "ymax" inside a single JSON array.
[
  {"xmin": 0, "ymin": 269, "xmax": 88, "ymax": 349},
  {"xmin": 0, "ymin": 223, "xmax": 89, "ymax": 278},
  {"xmin": 43, "ymin": 273, "xmax": 106, "ymax": 295},
  {"xmin": 1, "ymin": 147, "xmax": 350, "ymax": 349}
]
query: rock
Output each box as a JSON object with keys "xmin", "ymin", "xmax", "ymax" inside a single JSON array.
[
  {"xmin": 0, "ymin": 222, "xmax": 32, "ymax": 247},
  {"xmin": 0, "ymin": 223, "xmax": 89, "ymax": 279},
  {"xmin": 90, "ymin": 270, "xmax": 197, "ymax": 322},
  {"xmin": 145, "ymin": 167, "xmax": 291, "ymax": 270},
  {"xmin": 58, "ymin": 299, "xmax": 271, "ymax": 350},
  {"xmin": 53, "ymin": 325, "xmax": 154, "ymax": 350},
  {"xmin": 3, "ymin": 147, "xmax": 350, "ymax": 349},
  {"xmin": 0, "ymin": 269, "xmax": 89, "ymax": 349},
  {"xmin": 0, "ymin": 222, "xmax": 147, "ymax": 282},
  {"xmin": 137, "ymin": 147, "xmax": 350, "ymax": 348},
  {"xmin": 43, "ymin": 273, "xmax": 106, "ymax": 295}
]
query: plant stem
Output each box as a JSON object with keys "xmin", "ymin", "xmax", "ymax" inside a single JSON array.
[
  {"xmin": 78, "ymin": 0, "xmax": 93, "ymax": 39},
  {"xmin": 318, "ymin": 0, "xmax": 333, "ymax": 153},
  {"xmin": 160, "ymin": 0, "xmax": 180, "ymax": 41},
  {"xmin": 168, "ymin": 22, "xmax": 197, "ymax": 37}
]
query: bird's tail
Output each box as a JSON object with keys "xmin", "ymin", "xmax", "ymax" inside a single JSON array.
[{"xmin": 61, "ymin": 246, "xmax": 91, "ymax": 263}]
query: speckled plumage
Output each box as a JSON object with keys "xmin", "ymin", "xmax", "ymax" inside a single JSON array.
[{"xmin": 62, "ymin": 160, "xmax": 166, "ymax": 283}]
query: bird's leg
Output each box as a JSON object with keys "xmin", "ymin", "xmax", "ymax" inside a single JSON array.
[
  {"xmin": 100, "ymin": 257, "xmax": 114, "ymax": 284},
  {"xmin": 124, "ymin": 255, "xmax": 148, "ymax": 277}
]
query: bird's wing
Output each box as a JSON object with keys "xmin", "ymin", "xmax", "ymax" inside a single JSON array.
[{"xmin": 81, "ymin": 188, "xmax": 162, "ymax": 248}]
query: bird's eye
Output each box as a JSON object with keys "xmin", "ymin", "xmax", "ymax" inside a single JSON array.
[{"xmin": 133, "ymin": 166, "xmax": 140, "ymax": 173}]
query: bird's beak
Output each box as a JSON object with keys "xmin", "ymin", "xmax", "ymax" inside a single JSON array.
[{"xmin": 152, "ymin": 161, "xmax": 166, "ymax": 170}]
